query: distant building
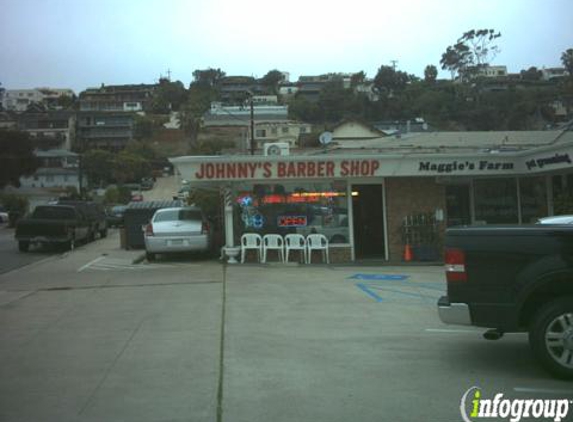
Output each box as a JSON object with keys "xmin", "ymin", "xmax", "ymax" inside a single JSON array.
[
  {"xmin": 76, "ymin": 112, "xmax": 134, "ymax": 150},
  {"xmin": 20, "ymin": 149, "xmax": 85, "ymax": 189},
  {"xmin": 252, "ymin": 95, "xmax": 278, "ymax": 105},
  {"xmin": 203, "ymin": 102, "xmax": 289, "ymax": 127},
  {"xmin": 0, "ymin": 112, "xmax": 17, "ymax": 129},
  {"xmin": 373, "ymin": 118, "xmax": 431, "ymax": 135},
  {"xmin": 219, "ymin": 76, "xmax": 264, "ymax": 104},
  {"xmin": 254, "ymin": 121, "xmax": 312, "ymax": 148},
  {"xmin": 2, "ymin": 88, "xmax": 74, "ymax": 112},
  {"xmin": 75, "ymin": 83, "xmax": 152, "ymax": 151},
  {"xmin": 278, "ymin": 83, "xmax": 299, "ymax": 100},
  {"xmin": 541, "ymin": 67, "xmax": 570, "ymax": 81},
  {"xmin": 296, "ymin": 73, "xmax": 353, "ymax": 102},
  {"xmin": 354, "ymin": 81, "xmax": 380, "ymax": 102},
  {"xmin": 477, "ymin": 65, "xmax": 508, "ymax": 78},
  {"xmin": 78, "ymin": 83, "xmax": 156, "ymax": 112},
  {"xmin": 332, "ymin": 120, "xmax": 387, "ymax": 141},
  {"xmin": 17, "ymin": 111, "xmax": 76, "ymax": 150}
]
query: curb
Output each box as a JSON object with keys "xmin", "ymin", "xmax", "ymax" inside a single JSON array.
[{"xmin": 131, "ymin": 253, "xmax": 146, "ymax": 265}]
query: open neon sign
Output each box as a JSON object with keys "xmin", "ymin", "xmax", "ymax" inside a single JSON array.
[{"xmin": 277, "ymin": 215, "xmax": 307, "ymax": 228}]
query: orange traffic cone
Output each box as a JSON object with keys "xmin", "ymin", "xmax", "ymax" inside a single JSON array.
[{"xmin": 403, "ymin": 244, "xmax": 413, "ymax": 262}]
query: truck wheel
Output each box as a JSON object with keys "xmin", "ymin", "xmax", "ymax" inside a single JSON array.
[
  {"xmin": 18, "ymin": 241, "xmax": 30, "ymax": 252},
  {"xmin": 146, "ymin": 252, "xmax": 155, "ymax": 262},
  {"xmin": 529, "ymin": 297, "xmax": 573, "ymax": 379}
]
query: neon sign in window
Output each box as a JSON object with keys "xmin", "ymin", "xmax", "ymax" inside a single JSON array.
[{"xmin": 277, "ymin": 215, "xmax": 307, "ymax": 227}]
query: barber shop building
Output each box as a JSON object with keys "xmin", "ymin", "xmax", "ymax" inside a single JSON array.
[{"xmin": 171, "ymin": 121, "xmax": 573, "ymax": 263}]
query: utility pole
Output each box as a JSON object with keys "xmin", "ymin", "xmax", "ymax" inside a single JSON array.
[
  {"xmin": 249, "ymin": 95, "xmax": 255, "ymax": 156},
  {"xmin": 390, "ymin": 60, "xmax": 398, "ymax": 71},
  {"xmin": 75, "ymin": 113, "xmax": 84, "ymax": 199}
]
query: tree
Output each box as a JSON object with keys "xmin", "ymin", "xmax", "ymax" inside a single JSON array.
[
  {"xmin": 189, "ymin": 139, "xmax": 235, "ymax": 156},
  {"xmin": 112, "ymin": 152, "xmax": 151, "ymax": 184},
  {"xmin": 0, "ymin": 130, "xmax": 39, "ymax": 188},
  {"xmin": 55, "ymin": 94, "xmax": 76, "ymax": 110},
  {"xmin": 440, "ymin": 29, "xmax": 501, "ymax": 80},
  {"xmin": 520, "ymin": 67, "xmax": 542, "ymax": 81},
  {"xmin": 179, "ymin": 80, "xmax": 220, "ymax": 145},
  {"xmin": 561, "ymin": 48, "xmax": 573, "ymax": 75},
  {"xmin": 260, "ymin": 70, "xmax": 285, "ymax": 94},
  {"xmin": 424, "ymin": 65, "xmax": 438, "ymax": 84},
  {"xmin": 103, "ymin": 186, "xmax": 131, "ymax": 204},
  {"xmin": 151, "ymin": 78, "xmax": 188, "ymax": 113},
  {"xmin": 373, "ymin": 65, "xmax": 411, "ymax": 95},
  {"xmin": 350, "ymin": 71, "xmax": 366, "ymax": 87},
  {"xmin": 82, "ymin": 149, "xmax": 115, "ymax": 187},
  {"xmin": 123, "ymin": 140, "xmax": 159, "ymax": 162},
  {"xmin": 192, "ymin": 68, "xmax": 226, "ymax": 87}
]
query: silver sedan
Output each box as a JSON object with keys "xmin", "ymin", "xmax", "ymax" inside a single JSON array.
[{"xmin": 144, "ymin": 207, "xmax": 211, "ymax": 261}]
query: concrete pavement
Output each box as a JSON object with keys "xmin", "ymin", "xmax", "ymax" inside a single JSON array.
[{"xmin": 1, "ymin": 234, "xmax": 572, "ymax": 422}]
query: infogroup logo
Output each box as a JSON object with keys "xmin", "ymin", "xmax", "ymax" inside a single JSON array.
[{"xmin": 460, "ymin": 386, "xmax": 571, "ymax": 422}]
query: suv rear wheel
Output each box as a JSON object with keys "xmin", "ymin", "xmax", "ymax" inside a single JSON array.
[{"xmin": 529, "ymin": 297, "xmax": 573, "ymax": 379}]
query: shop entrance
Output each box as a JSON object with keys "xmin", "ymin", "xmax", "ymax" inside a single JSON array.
[
  {"xmin": 352, "ymin": 184, "xmax": 385, "ymax": 259},
  {"xmin": 445, "ymin": 185, "xmax": 471, "ymax": 226}
]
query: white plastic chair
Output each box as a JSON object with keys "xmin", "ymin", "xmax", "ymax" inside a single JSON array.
[
  {"xmin": 241, "ymin": 233, "xmax": 263, "ymax": 263},
  {"xmin": 306, "ymin": 234, "xmax": 329, "ymax": 264},
  {"xmin": 262, "ymin": 234, "xmax": 284, "ymax": 263},
  {"xmin": 284, "ymin": 234, "xmax": 307, "ymax": 263}
]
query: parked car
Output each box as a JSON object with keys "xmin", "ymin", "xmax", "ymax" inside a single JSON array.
[
  {"xmin": 144, "ymin": 207, "xmax": 211, "ymax": 261},
  {"xmin": 131, "ymin": 193, "xmax": 144, "ymax": 202},
  {"xmin": 106, "ymin": 205, "xmax": 128, "ymax": 228},
  {"xmin": 57, "ymin": 200, "xmax": 108, "ymax": 240},
  {"xmin": 438, "ymin": 225, "xmax": 573, "ymax": 379},
  {"xmin": 141, "ymin": 177, "xmax": 154, "ymax": 190},
  {"xmin": 537, "ymin": 215, "xmax": 573, "ymax": 224},
  {"xmin": 15, "ymin": 205, "xmax": 91, "ymax": 251}
]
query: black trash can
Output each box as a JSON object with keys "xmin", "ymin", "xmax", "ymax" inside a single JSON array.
[{"xmin": 123, "ymin": 200, "xmax": 182, "ymax": 249}]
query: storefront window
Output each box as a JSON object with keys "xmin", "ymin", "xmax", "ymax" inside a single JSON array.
[
  {"xmin": 474, "ymin": 178, "xmax": 518, "ymax": 224},
  {"xmin": 552, "ymin": 173, "xmax": 573, "ymax": 215},
  {"xmin": 520, "ymin": 176, "xmax": 548, "ymax": 223},
  {"xmin": 445, "ymin": 185, "xmax": 471, "ymax": 227},
  {"xmin": 233, "ymin": 182, "xmax": 350, "ymax": 244}
]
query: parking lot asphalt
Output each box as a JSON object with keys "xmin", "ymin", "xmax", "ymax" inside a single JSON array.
[
  {"xmin": 0, "ymin": 236, "xmax": 572, "ymax": 422},
  {"xmin": 0, "ymin": 226, "xmax": 60, "ymax": 275}
]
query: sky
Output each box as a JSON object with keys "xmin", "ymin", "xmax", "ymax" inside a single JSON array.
[{"xmin": 1, "ymin": 0, "xmax": 572, "ymax": 93}]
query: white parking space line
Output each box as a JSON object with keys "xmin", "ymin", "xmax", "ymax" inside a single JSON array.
[
  {"xmin": 78, "ymin": 256, "xmax": 201, "ymax": 272},
  {"xmin": 77, "ymin": 256, "xmax": 106, "ymax": 272},
  {"xmin": 424, "ymin": 328, "xmax": 481, "ymax": 334},
  {"xmin": 514, "ymin": 387, "xmax": 573, "ymax": 395}
]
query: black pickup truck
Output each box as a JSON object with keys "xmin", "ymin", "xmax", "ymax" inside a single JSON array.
[
  {"xmin": 15, "ymin": 205, "xmax": 91, "ymax": 251},
  {"xmin": 438, "ymin": 225, "xmax": 573, "ymax": 379},
  {"xmin": 57, "ymin": 200, "xmax": 108, "ymax": 240}
]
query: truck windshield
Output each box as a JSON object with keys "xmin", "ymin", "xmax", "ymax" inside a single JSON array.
[{"xmin": 32, "ymin": 207, "xmax": 76, "ymax": 220}]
